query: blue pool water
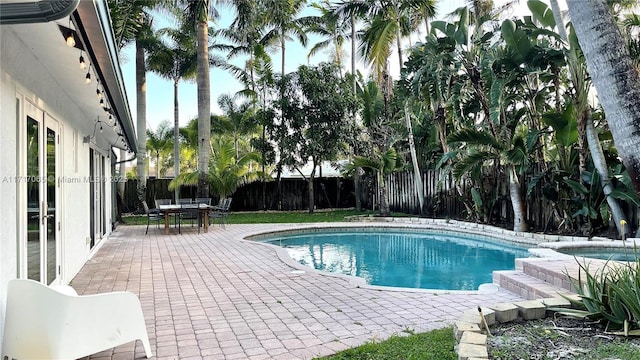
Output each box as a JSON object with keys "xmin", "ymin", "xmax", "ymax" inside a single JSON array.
[
  {"xmin": 561, "ymin": 249, "xmax": 636, "ymax": 262},
  {"xmin": 261, "ymin": 228, "xmax": 529, "ymax": 291}
]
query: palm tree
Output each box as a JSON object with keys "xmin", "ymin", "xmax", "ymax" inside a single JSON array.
[
  {"xmin": 217, "ymin": 0, "xmax": 264, "ymax": 101},
  {"xmin": 448, "ymin": 128, "xmax": 534, "ymax": 232},
  {"xmin": 412, "ymin": 0, "xmax": 436, "ymax": 35},
  {"xmin": 566, "ymin": 0, "xmax": 640, "ymax": 203},
  {"xmin": 354, "ymin": 80, "xmax": 404, "ymax": 215},
  {"xmin": 336, "ymin": 1, "xmax": 435, "ymax": 214},
  {"xmin": 169, "ymin": 137, "xmax": 261, "ymax": 199},
  {"xmin": 108, "ymin": 0, "xmax": 160, "ymax": 206},
  {"xmin": 333, "ymin": 1, "xmax": 368, "ymax": 211},
  {"xmin": 260, "ymin": 0, "xmax": 309, "ymax": 78},
  {"xmin": 146, "ymin": 19, "xmax": 198, "ymax": 199},
  {"xmin": 307, "ymin": 1, "xmax": 352, "ymax": 76},
  {"xmin": 171, "ymin": 0, "xmax": 220, "ymax": 199},
  {"xmin": 346, "ymin": 148, "xmax": 403, "ymax": 216},
  {"xmin": 335, "ymin": 0, "xmax": 435, "ymax": 79},
  {"xmin": 531, "ymin": 0, "xmax": 627, "ymax": 235},
  {"xmin": 216, "ymin": 94, "xmax": 257, "ymax": 159},
  {"xmin": 146, "ymin": 121, "xmax": 173, "ymax": 177}
]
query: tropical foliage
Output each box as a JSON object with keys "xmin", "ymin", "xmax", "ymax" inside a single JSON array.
[
  {"xmin": 276, "ymin": 62, "xmax": 357, "ymax": 213},
  {"xmin": 555, "ymin": 234, "xmax": 640, "ymax": 334},
  {"xmin": 110, "ymin": 0, "xmax": 640, "ymax": 236},
  {"xmin": 168, "ymin": 137, "xmax": 262, "ymax": 199}
]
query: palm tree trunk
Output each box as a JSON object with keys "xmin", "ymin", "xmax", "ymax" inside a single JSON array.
[
  {"xmin": 586, "ymin": 114, "xmax": 626, "ymax": 234},
  {"xmin": 335, "ymin": 37, "xmax": 343, "ymax": 78},
  {"xmin": 351, "ymin": 14, "xmax": 362, "ymax": 211},
  {"xmin": 379, "ymin": 171, "xmax": 390, "ymax": 216},
  {"xmin": 551, "ymin": 0, "xmax": 625, "ymax": 235},
  {"xmin": 173, "ymin": 78, "xmax": 180, "ymax": 203},
  {"xmin": 281, "ymin": 32, "xmax": 286, "ymax": 78},
  {"xmin": 351, "ymin": 15, "xmax": 356, "ymax": 93},
  {"xmin": 261, "ymin": 85, "xmax": 269, "ymax": 210},
  {"xmin": 549, "ymin": 0, "xmax": 568, "ymax": 41},
  {"xmin": 404, "ymin": 102, "xmax": 424, "ymax": 214},
  {"xmin": 135, "ymin": 40, "xmax": 147, "ymax": 206},
  {"xmin": 395, "ymin": 28, "xmax": 403, "ymax": 73},
  {"xmin": 567, "ymin": 0, "xmax": 640, "ymax": 229},
  {"xmin": 509, "ymin": 166, "xmax": 528, "ymax": 232},
  {"xmin": 308, "ymin": 164, "xmax": 316, "ymax": 214},
  {"xmin": 261, "ymin": 124, "xmax": 267, "ymax": 210},
  {"xmin": 196, "ymin": 18, "xmax": 211, "ymax": 198},
  {"xmin": 276, "ymin": 31, "xmax": 287, "ymax": 210},
  {"xmin": 156, "ymin": 153, "xmax": 161, "ymax": 177}
]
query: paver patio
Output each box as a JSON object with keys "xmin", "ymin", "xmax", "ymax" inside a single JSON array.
[{"xmin": 74, "ymin": 222, "xmax": 525, "ymax": 360}]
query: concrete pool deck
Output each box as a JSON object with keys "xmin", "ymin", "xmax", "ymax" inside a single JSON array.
[{"xmin": 73, "ymin": 222, "xmax": 527, "ymax": 360}]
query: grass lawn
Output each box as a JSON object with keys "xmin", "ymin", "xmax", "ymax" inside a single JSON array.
[
  {"xmin": 315, "ymin": 327, "xmax": 457, "ymax": 360},
  {"xmin": 120, "ymin": 209, "xmax": 385, "ymax": 226}
]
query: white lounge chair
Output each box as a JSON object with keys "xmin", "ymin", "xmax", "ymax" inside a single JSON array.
[{"xmin": 2, "ymin": 279, "xmax": 152, "ymax": 359}]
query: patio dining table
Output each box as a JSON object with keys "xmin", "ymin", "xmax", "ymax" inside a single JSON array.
[{"xmin": 158, "ymin": 204, "xmax": 213, "ymax": 235}]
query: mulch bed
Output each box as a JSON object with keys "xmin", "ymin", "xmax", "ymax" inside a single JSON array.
[{"xmin": 487, "ymin": 316, "xmax": 640, "ymax": 359}]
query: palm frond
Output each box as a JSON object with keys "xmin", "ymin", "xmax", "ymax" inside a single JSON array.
[{"xmin": 448, "ymin": 128, "xmax": 504, "ymax": 151}]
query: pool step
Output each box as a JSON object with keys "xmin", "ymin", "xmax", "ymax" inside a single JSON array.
[
  {"xmin": 493, "ymin": 257, "xmax": 584, "ymax": 300},
  {"xmin": 515, "ymin": 258, "xmax": 576, "ymax": 292},
  {"xmin": 493, "ymin": 270, "xmax": 574, "ymax": 300}
]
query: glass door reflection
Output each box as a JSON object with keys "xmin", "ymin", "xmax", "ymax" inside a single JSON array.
[
  {"xmin": 24, "ymin": 106, "xmax": 59, "ymax": 285},
  {"xmin": 26, "ymin": 116, "xmax": 40, "ymax": 281}
]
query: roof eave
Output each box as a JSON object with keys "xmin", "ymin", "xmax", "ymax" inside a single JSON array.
[{"xmin": 74, "ymin": 0, "xmax": 137, "ymax": 153}]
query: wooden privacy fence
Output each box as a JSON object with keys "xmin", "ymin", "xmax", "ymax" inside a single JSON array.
[
  {"xmin": 232, "ymin": 177, "xmax": 359, "ymax": 211},
  {"xmin": 384, "ymin": 169, "xmax": 554, "ymax": 231},
  {"xmin": 121, "ymin": 168, "xmax": 554, "ymax": 230},
  {"xmin": 121, "ymin": 179, "xmax": 197, "ymax": 213},
  {"xmin": 122, "ymin": 177, "xmax": 360, "ymax": 212}
]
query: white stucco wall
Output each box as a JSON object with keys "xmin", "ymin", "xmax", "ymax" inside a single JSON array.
[
  {"xmin": 0, "ymin": 68, "xmax": 19, "ymax": 354},
  {"xmin": 0, "ymin": 23, "xmax": 118, "ymax": 350}
]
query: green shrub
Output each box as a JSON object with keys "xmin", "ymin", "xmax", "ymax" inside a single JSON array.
[{"xmin": 556, "ymin": 243, "xmax": 640, "ymax": 335}]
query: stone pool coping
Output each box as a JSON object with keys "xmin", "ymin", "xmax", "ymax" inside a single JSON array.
[
  {"xmin": 346, "ymin": 216, "xmax": 639, "ymax": 259},
  {"xmin": 345, "ymin": 215, "xmax": 622, "ymax": 244}
]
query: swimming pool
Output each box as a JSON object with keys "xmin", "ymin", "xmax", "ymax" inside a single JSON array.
[
  {"xmin": 559, "ymin": 248, "xmax": 637, "ymax": 261},
  {"xmin": 259, "ymin": 228, "xmax": 529, "ymax": 291}
]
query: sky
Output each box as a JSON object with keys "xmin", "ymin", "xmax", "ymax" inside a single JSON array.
[{"xmin": 119, "ymin": 0, "xmax": 564, "ymax": 133}]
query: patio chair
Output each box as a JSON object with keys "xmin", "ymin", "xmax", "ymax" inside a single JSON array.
[
  {"xmin": 156, "ymin": 198, "xmax": 177, "ymax": 227},
  {"xmin": 179, "ymin": 203, "xmax": 200, "ymax": 233},
  {"xmin": 196, "ymin": 197, "xmax": 211, "ymax": 205},
  {"xmin": 210, "ymin": 197, "xmax": 232, "ymax": 228},
  {"xmin": 178, "ymin": 198, "xmax": 192, "ymax": 205},
  {"xmin": 155, "ymin": 198, "xmax": 172, "ymax": 206},
  {"xmin": 212, "ymin": 197, "xmax": 224, "ymax": 209},
  {"xmin": 1, "ymin": 279, "xmax": 152, "ymax": 359},
  {"xmin": 142, "ymin": 200, "xmax": 163, "ymax": 235},
  {"xmin": 221, "ymin": 197, "xmax": 232, "ymax": 223}
]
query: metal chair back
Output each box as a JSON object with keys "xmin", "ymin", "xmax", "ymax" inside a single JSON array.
[
  {"xmin": 195, "ymin": 197, "xmax": 211, "ymax": 205},
  {"xmin": 155, "ymin": 199, "xmax": 171, "ymax": 207}
]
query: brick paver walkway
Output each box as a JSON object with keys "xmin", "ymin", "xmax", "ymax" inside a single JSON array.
[{"xmin": 74, "ymin": 223, "xmax": 524, "ymax": 360}]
